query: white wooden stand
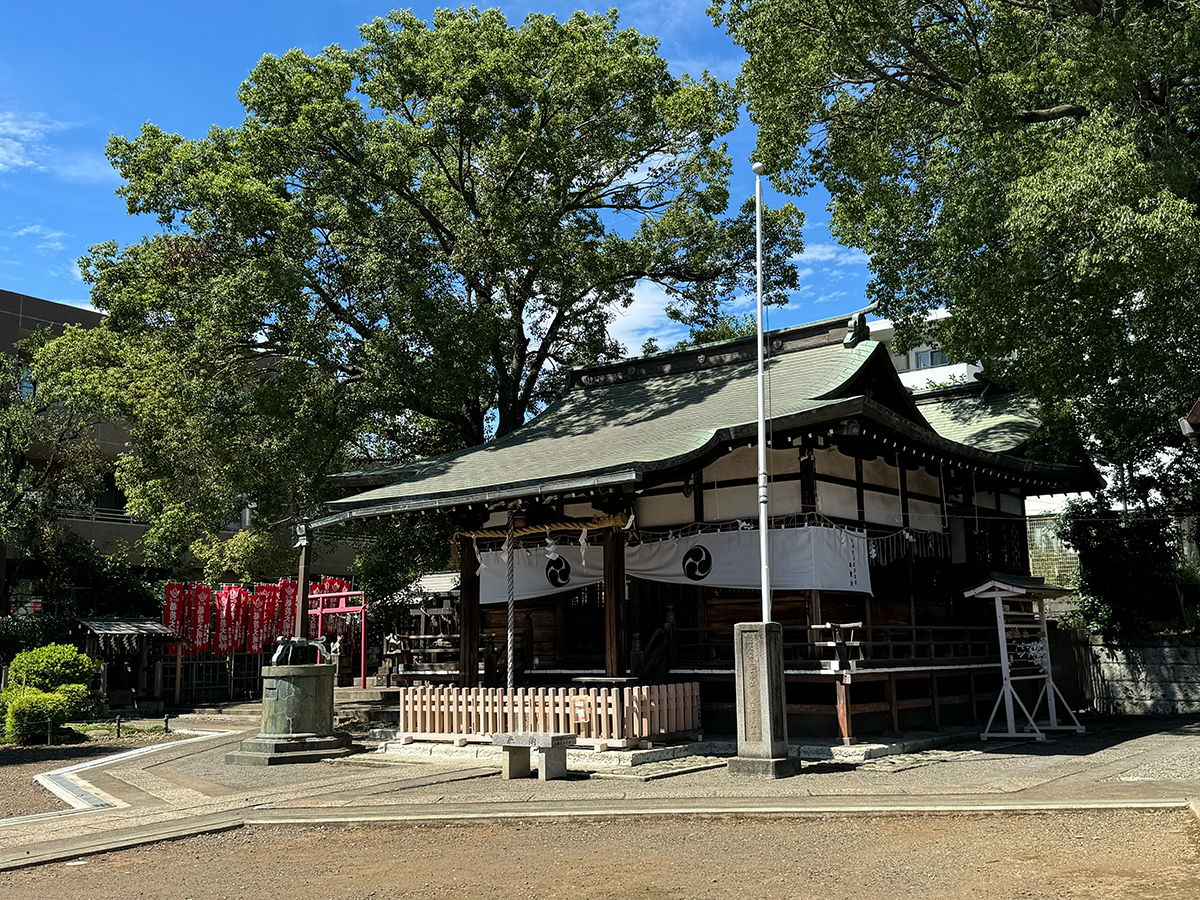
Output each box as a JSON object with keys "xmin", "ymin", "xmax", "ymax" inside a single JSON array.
[{"xmin": 976, "ymin": 588, "xmax": 1084, "ymax": 741}]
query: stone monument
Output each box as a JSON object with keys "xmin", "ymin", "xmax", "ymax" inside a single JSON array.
[{"xmin": 728, "ymin": 622, "xmax": 794, "ymax": 778}]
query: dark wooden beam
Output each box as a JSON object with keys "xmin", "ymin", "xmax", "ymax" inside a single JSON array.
[
  {"xmin": 457, "ymin": 533, "xmax": 481, "ymax": 688},
  {"xmin": 854, "ymin": 456, "xmax": 865, "ymax": 523},
  {"xmin": 835, "ymin": 678, "xmax": 853, "ymax": 744},
  {"xmin": 603, "ymin": 528, "xmax": 627, "ymax": 677},
  {"xmin": 887, "ymin": 673, "xmax": 900, "ymax": 732}
]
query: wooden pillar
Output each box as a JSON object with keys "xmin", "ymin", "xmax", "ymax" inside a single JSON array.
[
  {"xmin": 603, "ymin": 528, "xmax": 627, "ymax": 677},
  {"xmin": 835, "ymin": 677, "xmax": 854, "ymax": 745},
  {"xmin": 173, "ymin": 642, "xmax": 183, "ymax": 706},
  {"xmin": 930, "ymin": 671, "xmax": 941, "ymax": 730},
  {"xmin": 457, "ymin": 533, "xmax": 481, "ymax": 687},
  {"xmin": 887, "ymin": 673, "xmax": 900, "ymax": 732}
]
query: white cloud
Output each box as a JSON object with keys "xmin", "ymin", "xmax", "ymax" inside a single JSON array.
[
  {"xmin": 10, "ymin": 223, "xmax": 67, "ymax": 253},
  {"xmin": 796, "ymin": 242, "xmax": 869, "ymax": 266},
  {"xmin": 608, "ymin": 281, "xmax": 688, "ymax": 354},
  {"xmin": 50, "ymin": 149, "xmax": 118, "ymax": 184},
  {"xmin": 0, "ymin": 110, "xmax": 110, "ymax": 183},
  {"xmin": 0, "ymin": 110, "xmax": 67, "ymax": 172},
  {"xmin": 814, "ymin": 289, "xmax": 849, "ymax": 305}
]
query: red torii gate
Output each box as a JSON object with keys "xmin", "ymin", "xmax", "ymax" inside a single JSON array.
[{"xmin": 308, "ymin": 580, "xmax": 369, "ymax": 689}]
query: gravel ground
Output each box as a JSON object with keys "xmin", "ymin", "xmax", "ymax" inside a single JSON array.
[
  {"xmin": 0, "ymin": 729, "xmax": 189, "ymax": 819},
  {"xmin": 1, "ymin": 810, "xmax": 1197, "ymax": 899}
]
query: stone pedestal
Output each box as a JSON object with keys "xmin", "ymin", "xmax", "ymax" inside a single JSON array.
[
  {"xmin": 729, "ymin": 622, "xmax": 794, "ymax": 778},
  {"xmin": 225, "ymin": 664, "xmax": 357, "ymax": 766}
]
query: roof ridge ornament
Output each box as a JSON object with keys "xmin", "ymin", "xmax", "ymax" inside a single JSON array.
[{"xmin": 844, "ymin": 311, "xmax": 870, "ymax": 349}]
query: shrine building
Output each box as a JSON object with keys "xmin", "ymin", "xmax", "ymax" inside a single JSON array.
[{"xmin": 314, "ymin": 313, "xmax": 1099, "ymax": 742}]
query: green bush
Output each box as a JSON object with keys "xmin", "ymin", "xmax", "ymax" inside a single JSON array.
[
  {"xmin": 53, "ymin": 683, "xmax": 105, "ymax": 720},
  {"xmin": 7, "ymin": 642, "xmax": 94, "ymax": 692},
  {"xmin": 0, "ymin": 686, "xmax": 26, "ymax": 723},
  {"xmin": 4, "ymin": 689, "xmax": 69, "ymax": 743}
]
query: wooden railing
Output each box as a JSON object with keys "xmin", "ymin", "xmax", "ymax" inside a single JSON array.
[
  {"xmin": 392, "ymin": 683, "xmax": 701, "ymax": 750},
  {"xmin": 670, "ymin": 624, "xmax": 999, "ymax": 670}
]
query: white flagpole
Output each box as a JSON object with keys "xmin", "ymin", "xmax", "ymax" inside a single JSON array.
[{"xmin": 753, "ymin": 161, "xmax": 771, "ymax": 624}]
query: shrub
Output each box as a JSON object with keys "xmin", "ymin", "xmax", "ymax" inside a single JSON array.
[
  {"xmin": 7, "ymin": 643, "xmax": 94, "ymax": 692},
  {"xmin": 4, "ymin": 689, "xmax": 69, "ymax": 743},
  {"xmin": 53, "ymin": 683, "xmax": 105, "ymax": 720},
  {"xmin": 0, "ymin": 686, "xmax": 26, "ymax": 723}
]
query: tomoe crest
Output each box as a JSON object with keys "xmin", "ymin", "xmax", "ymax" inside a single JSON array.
[
  {"xmin": 681, "ymin": 545, "xmax": 713, "ymax": 581},
  {"xmin": 546, "ymin": 556, "xmax": 572, "ymax": 588}
]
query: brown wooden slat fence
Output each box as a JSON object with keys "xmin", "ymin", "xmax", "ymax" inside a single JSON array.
[{"xmin": 393, "ymin": 684, "xmax": 701, "ymax": 749}]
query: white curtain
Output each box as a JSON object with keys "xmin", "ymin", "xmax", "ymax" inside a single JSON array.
[
  {"xmin": 478, "ymin": 543, "xmax": 602, "ymax": 604},
  {"xmin": 478, "ymin": 525, "xmax": 871, "ymax": 603},
  {"xmin": 625, "ymin": 526, "xmax": 870, "ymax": 593}
]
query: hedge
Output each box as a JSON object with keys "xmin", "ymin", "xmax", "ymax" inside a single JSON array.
[
  {"xmin": 7, "ymin": 643, "xmax": 94, "ymax": 692},
  {"xmin": 4, "ymin": 689, "xmax": 70, "ymax": 743}
]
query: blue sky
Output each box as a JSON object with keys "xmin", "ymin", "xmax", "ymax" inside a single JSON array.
[{"xmin": 0, "ymin": 1, "xmax": 872, "ymax": 352}]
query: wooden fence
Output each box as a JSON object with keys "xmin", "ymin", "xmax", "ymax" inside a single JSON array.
[{"xmin": 392, "ymin": 683, "xmax": 702, "ymax": 750}]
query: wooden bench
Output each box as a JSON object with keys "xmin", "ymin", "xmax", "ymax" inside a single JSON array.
[{"xmin": 491, "ymin": 732, "xmax": 577, "ymax": 780}]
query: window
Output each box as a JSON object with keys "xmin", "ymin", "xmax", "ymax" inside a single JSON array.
[{"xmin": 915, "ymin": 348, "xmax": 947, "ymax": 369}]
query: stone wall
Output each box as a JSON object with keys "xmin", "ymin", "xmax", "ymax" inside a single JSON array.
[{"xmin": 1088, "ymin": 637, "xmax": 1200, "ymax": 715}]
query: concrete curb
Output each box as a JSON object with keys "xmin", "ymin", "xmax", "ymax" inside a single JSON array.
[
  {"xmin": 241, "ymin": 797, "xmax": 1195, "ymax": 827},
  {"xmin": 2, "ymin": 795, "xmax": 1195, "ymax": 871},
  {"xmin": 0, "ymin": 813, "xmax": 244, "ymax": 871},
  {"xmin": 0, "ymin": 729, "xmax": 240, "ymax": 828}
]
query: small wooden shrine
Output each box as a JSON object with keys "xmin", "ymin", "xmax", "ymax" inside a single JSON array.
[{"xmin": 315, "ymin": 314, "xmax": 1098, "ymax": 742}]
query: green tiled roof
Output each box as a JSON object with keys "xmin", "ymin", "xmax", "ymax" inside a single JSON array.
[
  {"xmin": 319, "ymin": 322, "xmax": 1095, "ymax": 526},
  {"xmin": 914, "ymin": 387, "xmax": 1041, "ymax": 454},
  {"xmin": 326, "ymin": 324, "xmax": 885, "ymax": 518}
]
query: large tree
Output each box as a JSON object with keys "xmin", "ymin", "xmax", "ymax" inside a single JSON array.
[
  {"xmin": 1, "ymin": 334, "xmax": 107, "ymax": 609},
  {"xmin": 714, "ymin": 0, "xmax": 1200, "ymax": 502},
  {"xmin": 44, "ymin": 8, "xmax": 802, "ymax": 576}
]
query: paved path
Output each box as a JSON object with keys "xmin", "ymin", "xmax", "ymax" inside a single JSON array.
[{"xmin": 3, "ymin": 716, "xmax": 1200, "ymax": 871}]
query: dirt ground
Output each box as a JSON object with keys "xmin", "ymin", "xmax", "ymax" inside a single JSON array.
[
  {"xmin": 0, "ymin": 730, "xmax": 187, "ymax": 819},
  {"xmin": 2, "ymin": 810, "xmax": 1198, "ymax": 899}
]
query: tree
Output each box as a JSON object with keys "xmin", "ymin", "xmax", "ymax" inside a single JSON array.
[
  {"xmin": 44, "ymin": 8, "xmax": 802, "ymax": 576},
  {"xmin": 713, "ymin": 0, "xmax": 1200, "ymax": 503},
  {"xmin": 1, "ymin": 333, "xmax": 106, "ymax": 610},
  {"xmin": 1055, "ymin": 496, "xmax": 1182, "ymax": 636}
]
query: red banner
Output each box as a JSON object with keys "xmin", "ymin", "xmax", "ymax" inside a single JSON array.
[
  {"xmin": 163, "ymin": 583, "xmax": 187, "ymax": 636},
  {"xmin": 212, "ymin": 589, "xmax": 234, "ymax": 654},
  {"xmin": 191, "ymin": 583, "xmax": 212, "ymax": 652},
  {"xmin": 229, "ymin": 586, "xmax": 248, "ymax": 652},
  {"xmin": 278, "ymin": 579, "xmax": 298, "ymax": 640},
  {"xmin": 246, "ymin": 586, "xmax": 275, "ymax": 654}
]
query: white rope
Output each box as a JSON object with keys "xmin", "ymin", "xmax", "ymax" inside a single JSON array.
[{"xmin": 505, "ymin": 518, "xmax": 515, "ymax": 691}]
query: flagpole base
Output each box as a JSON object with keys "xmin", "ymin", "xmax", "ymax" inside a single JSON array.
[{"xmin": 730, "ymin": 622, "xmax": 794, "ymax": 778}]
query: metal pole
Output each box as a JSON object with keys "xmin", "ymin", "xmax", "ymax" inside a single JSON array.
[
  {"xmin": 753, "ymin": 161, "xmax": 771, "ymax": 623},
  {"xmin": 295, "ymin": 525, "xmax": 311, "ymax": 640}
]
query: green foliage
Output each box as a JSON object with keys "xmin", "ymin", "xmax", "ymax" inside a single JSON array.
[
  {"xmin": 714, "ymin": 0, "xmax": 1200, "ymax": 504},
  {"xmin": 23, "ymin": 529, "xmax": 159, "ymax": 619},
  {"xmin": 52, "ymin": 683, "xmax": 105, "ymax": 720},
  {"xmin": 2, "ymin": 331, "xmax": 107, "ymax": 609},
  {"xmin": 7, "ymin": 643, "xmax": 95, "ymax": 692},
  {"xmin": 345, "ymin": 514, "xmax": 456, "ymax": 637},
  {"xmin": 0, "ymin": 686, "xmax": 19, "ymax": 722},
  {"xmin": 39, "ymin": 7, "xmax": 803, "ymax": 571},
  {"xmin": 4, "ymin": 689, "xmax": 69, "ymax": 743},
  {"xmin": 1055, "ymin": 497, "xmax": 1182, "ymax": 637},
  {"xmin": 0, "ymin": 613, "xmax": 78, "ymax": 668}
]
